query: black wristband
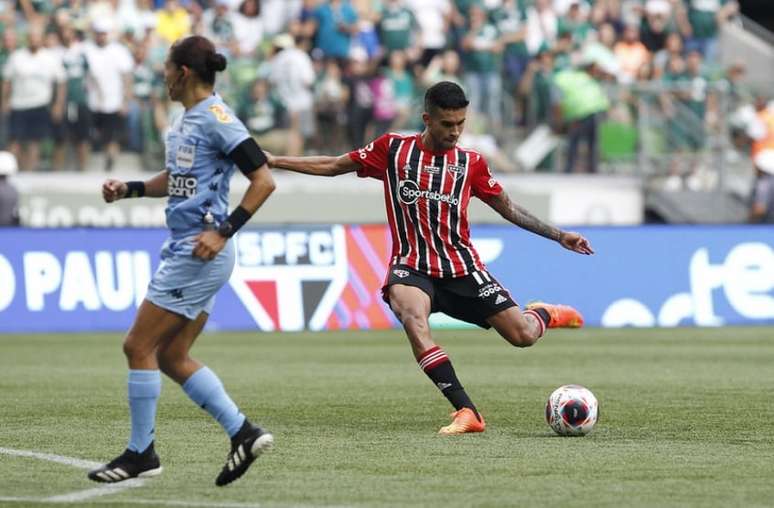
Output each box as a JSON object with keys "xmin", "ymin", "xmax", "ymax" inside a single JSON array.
[
  {"xmin": 217, "ymin": 205, "xmax": 252, "ymax": 238},
  {"xmin": 125, "ymin": 181, "xmax": 146, "ymax": 198}
]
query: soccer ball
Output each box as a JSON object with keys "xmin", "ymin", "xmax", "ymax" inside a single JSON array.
[{"xmin": 545, "ymin": 384, "xmax": 599, "ymax": 436}]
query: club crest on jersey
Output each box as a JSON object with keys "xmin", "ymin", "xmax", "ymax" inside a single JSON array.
[
  {"xmin": 393, "ymin": 269, "xmax": 410, "ymax": 278},
  {"xmin": 208, "ymin": 104, "xmax": 233, "ymax": 124},
  {"xmin": 446, "ymin": 164, "xmax": 464, "ymax": 178}
]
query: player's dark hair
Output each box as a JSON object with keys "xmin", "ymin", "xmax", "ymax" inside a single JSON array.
[
  {"xmin": 424, "ymin": 81, "xmax": 469, "ymax": 114},
  {"xmin": 169, "ymin": 35, "xmax": 227, "ymax": 85}
]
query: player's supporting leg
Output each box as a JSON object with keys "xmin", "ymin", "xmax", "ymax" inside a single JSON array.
[
  {"xmin": 156, "ymin": 312, "xmax": 273, "ymax": 487},
  {"xmin": 388, "ymin": 284, "xmax": 485, "ymax": 435},
  {"xmin": 88, "ymin": 300, "xmax": 189, "ymax": 483}
]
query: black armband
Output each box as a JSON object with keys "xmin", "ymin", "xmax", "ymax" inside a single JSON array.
[
  {"xmin": 217, "ymin": 205, "xmax": 252, "ymax": 238},
  {"xmin": 227, "ymin": 138, "xmax": 268, "ymax": 175},
  {"xmin": 125, "ymin": 181, "xmax": 146, "ymax": 198}
]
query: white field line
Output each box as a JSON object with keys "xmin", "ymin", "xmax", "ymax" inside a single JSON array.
[
  {"xmin": 0, "ymin": 446, "xmax": 352, "ymax": 508},
  {"xmin": 0, "ymin": 446, "xmax": 102, "ymax": 470},
  {"xmin": 0, "ymin": 447, "xmax": 144, "ymax": 501},
  {"xmin": 0, "ymin": 498, "xmax": 266, "ymax": 508}
]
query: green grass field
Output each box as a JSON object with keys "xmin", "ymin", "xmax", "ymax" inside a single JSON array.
[{"xmin": 1, "ymin": 328, "xmax": 773, "ymax": 508}]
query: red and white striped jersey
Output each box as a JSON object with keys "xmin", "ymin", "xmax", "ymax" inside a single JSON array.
[{"xmin": 348, "ymin": 132, "xmax": 503, "ymax": 278}]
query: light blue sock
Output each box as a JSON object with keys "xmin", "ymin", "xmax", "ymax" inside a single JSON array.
[
  {"xmin": 127, "ymin": 369, "xmax": 161, "ymax": 453},
  {"xmin": 182, "ymin": 366, "xmax": 245, "ymax": 437}
]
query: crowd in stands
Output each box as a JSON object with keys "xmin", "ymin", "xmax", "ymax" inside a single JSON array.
[{"xmin": 0, "ymin": 0, "xmax": 754, "ymax": 176}]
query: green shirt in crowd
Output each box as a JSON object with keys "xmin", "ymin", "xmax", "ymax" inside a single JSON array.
[
  {"xmin": 491, "ymin": 1, "xmax": 529, "ymax": 58},
  {"xmin": 686, "ymin": 0, "xmax": 728, "ymax": 39},
  {"xmin": 61, "ymin": 45, "xmax": 89, "ymax": 106},
  {"xmin": 462, "ymin": 22, "xmax": 500, "ymax": 73},
  {"xmin": 379, "ymin": 4, "xmax": 417, "ymax": 52}
]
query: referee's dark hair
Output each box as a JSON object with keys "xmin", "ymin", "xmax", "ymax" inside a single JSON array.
[
  {"xmin": 170, "ymin": 35, "xmax": 227, "ymax": 85},
  {"xmin": 424, "ymin": 81, "xmax": 470, "ymax": 114}
]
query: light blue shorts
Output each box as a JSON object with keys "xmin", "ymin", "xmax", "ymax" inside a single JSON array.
[{"xmin": 145, "ymin": 235, "xmax": 236, "ymax": 320}]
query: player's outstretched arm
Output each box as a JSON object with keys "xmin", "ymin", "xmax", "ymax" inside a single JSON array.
[
  {"xmin": 267, "ymin": 153, "xmax": 359, "ymax": 177},
  {"xmin": 484, "ymin": 191, "xmax": 594, "ymax": 255},
  {"xmin": 101, "ymin": 171, "xmax": 169, "ymax": 203}
]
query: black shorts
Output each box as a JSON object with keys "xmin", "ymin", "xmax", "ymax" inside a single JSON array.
[
  {"xmin": 92, "ymin": 112, "xmax": 124, "ymax": 145},
  {"xmin": 382, "ymin": 265, "xmax": 518, "ymax": 329},
  {"xmin": 53, "ymin": 103, "xmax": 92, "ymax": 143},
  {"xmin": 9, "ymin": 106, "xmax": 51, "ymax": 142}
]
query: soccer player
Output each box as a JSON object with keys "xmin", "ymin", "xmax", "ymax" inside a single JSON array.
[
  {"xmin": 89, "ymin": 36, "xmax": 275, "ymax": 486},
  {"xmin": 268, "ymin": 81, "xmax": 594, "ymax": 435}
]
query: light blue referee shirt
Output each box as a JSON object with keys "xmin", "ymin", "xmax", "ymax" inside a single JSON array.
[{"xmin": 164, "ymin": 93, "xmax": 250, "ymax": 238}]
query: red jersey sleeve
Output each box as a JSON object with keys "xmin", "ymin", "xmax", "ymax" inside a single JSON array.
[
  {"xmin": 469, "ymin": 153, "xmax": 503, "ymax": 201},
  {"xmin": 348, "ymin": 134, "xmax": 391, "ymax": 180}
]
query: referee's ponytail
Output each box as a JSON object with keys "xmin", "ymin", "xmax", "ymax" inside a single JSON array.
[{"xmin": 170, "ymin": 35, "xmax": 227, "ymax": 85}]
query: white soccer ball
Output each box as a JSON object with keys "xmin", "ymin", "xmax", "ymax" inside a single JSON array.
[{"xmin": 545, "ymin": 384, "xmax": 599, "ymax": 436}]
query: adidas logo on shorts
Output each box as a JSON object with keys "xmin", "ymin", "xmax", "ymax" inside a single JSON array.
[{"xmin": 495, "ymin": 294, "xmax": 507, "ymax": 305}]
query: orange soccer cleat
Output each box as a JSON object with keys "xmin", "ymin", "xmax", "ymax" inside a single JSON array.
[
  {"xmin": 526, "ymin": 302, "xmax": 584, "ymax": 328},
  {"xmin": 438, "ymin": 408, "xmax": 486, "ymax": 435}
]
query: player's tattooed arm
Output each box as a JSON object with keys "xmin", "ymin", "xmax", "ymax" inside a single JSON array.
[
  {"xmin": 486, "ymin": 191, "xmax": 561, "ymax": 241},
  {"xmin": 485, "ymin": 191, "xmax": 595, "ymax": 255},
  {"xmin": 267, "ymin": 153, "xmax": 360, "ymax": 177}
]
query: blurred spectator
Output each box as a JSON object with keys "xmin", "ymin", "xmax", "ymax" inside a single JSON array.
[
  {"xmin": 156, "ymin": 0, "xmax": 192, "ymax": 44},
  {"xmin": 268, "ymin": 33, "xmax": 315, "ymax": 156},
  {"xmin": 518, "ymin": 45, "xmax": 554, "ymax": 128},
  {"xmin": 233, "ymin": 0, "xmax": 263, "ymax": 56},
  {"xmin": 558, "ymin": 0, "xmax": 593, "ymax": 48},
  {"xmin": 384, "ymin": 49, "xmax": 414, "ymax": 131},
  {"xmin": 313, "ymin": 58, "xmax": 348, "ymax": 152},
  {"xmin": 343, "ymin": 47, "xmax": 373, "ymax": 147},
  {"xmin": 637, "ymin": 0, "xmax": 690, "ymax": 53},
  {"xmin": 614, "ymin": 24, "xmax": 650, "ymax": 83},
  {"xmin": 377, "ymin": 0, "xmax": 418, "ymax": 56},
  {"xmin": 0, "ymin": 151, "xmax": 19, "ymax": 226},
  {"xmin": 201, "ymin": 0, "xmax": 238, "ymax": 54},
  {"xmin": 421, "ymin": 49, "xmax": 463, "ymax": 89},
  {"xmin": 127, "ymin": 43, "xmax": 155, "ymax": 157},
  {"xmin": 84, "ymin": 19, "xmax": 133, "ymax": 171},
  {"xmin": 551, "ymin": 58, "xmax": 610, "ymax": 173},
  {"xmin": 238, "ymin": 78, "xmax": 289, "ymax": 153},
  {"xmin": 1, "ymin": 24, "xmax": 66, "ymax": 171},
  {"xmin": 352, "ymin": 0, "xmax": 380, "ymax": 60},
  {"xmin": 684, "ymin": 0, "xmax": 738, "ymax": 62},
  {"xmin": 652, "ymin": 31, "xmax": 683, "ymax": 79},
  {"xmin": 370, "ymin": 66, "xmax": 398, "ymax": 137},
  {"xmin": 0, "ymin": 29, "xmax": 19, "ymax": 149},
  {"xmin": 525, "ymin": 0, "xmax": 557, "ymax": 56},
  {"xmin": 409, "ymin": 0, "xmax": 452, "ymax": 66},
  {"xmin": 748, "ymin": 97, "xmax": 774, "ymax": 222},
  {"xmin": 52, "ymin": 25, "xmax": 91, "ymax": 172},
  {"xmin": 492, "ymin": 0, "xmax": 528, "ymax": 119},
  {"xmin": 461, "ymin": 4, "xmax": 502, "ymax": 131},
  {"xmin": 311, "ymin": 0, "xmax": 359, "ymax": 61}
]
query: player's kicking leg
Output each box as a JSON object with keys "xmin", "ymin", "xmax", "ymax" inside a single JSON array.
[
  {"xmin": 486, "ymin": 302, "xmax": 583, "ymax": 349},
  {"xmin": 387, "ymin": 282, "xmax": 485, "ymax": 436},
  {"xmin": 88, "ymin": 300, "xmax": 187, "ymax": 483},
  {"xmin": 156, "ymin": 312, "xmax": 273, "ymax": 487}
]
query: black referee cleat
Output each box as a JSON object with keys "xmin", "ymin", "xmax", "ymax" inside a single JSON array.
[
  {"xmin": 87, "ymin": 443, "xmax": 163, "ymax": 483},
  {"xmin": 215, "ymin": 420, "xmax": 274, "ymax": 487}
]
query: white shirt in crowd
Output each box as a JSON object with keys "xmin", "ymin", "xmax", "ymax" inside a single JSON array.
[
  {"xmin": 525, "ymin": 5, "xmax": 558, "ymax": 55},
  {"xmin": 83, "ymin": 41, "xmax": 134, "ymax": 114},
  {"xmin": 268, "ymin": 46, "xmax": 315, "ymax": 112},
  {"xmin": 409, "ymin": 0, "xmax": 452, "ymax": 51},
  {"xmin": 3, "ymin": 47, "xmax": 66, "ymax": 110}
]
